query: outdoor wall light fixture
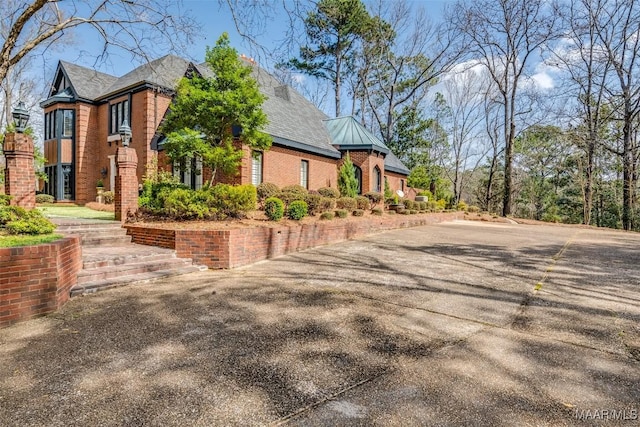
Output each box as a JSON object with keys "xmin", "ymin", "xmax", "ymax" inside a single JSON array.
[
  {"xmin": 100, "ymin": 167, "xmax": 108, "ymax": 178},
  {"xmin": 12, "ymin": 101, "xmax": 30, "ymax": 133},
  {"xmin": 119, "ymin": 119, "xmax": 132, "ymax": 147}
]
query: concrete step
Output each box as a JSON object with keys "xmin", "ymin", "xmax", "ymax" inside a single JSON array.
[
  {"xmin": 77, "ymin": 257, "xmax": 194, "ymax": 285},
  {"xmin": 71, "ymin": 265, "xmax": 207, "ymax": 296},
  {"xmin": 80, "ymin": 235, "xmax": 132, "ymax": 247}
]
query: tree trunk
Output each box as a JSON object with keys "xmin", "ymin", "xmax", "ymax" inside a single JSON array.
[{"xmin": 502, "ymin": 122, "xmax": 515, "ymax": 216}]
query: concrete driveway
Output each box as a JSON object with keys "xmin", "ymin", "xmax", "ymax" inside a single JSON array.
[{"xmin": 1, "ymin": 220, "xmax": 638, "ymax": 426}]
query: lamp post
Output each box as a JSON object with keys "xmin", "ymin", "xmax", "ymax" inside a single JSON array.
[
  {"xmin": 119, "ymin": 119, "xmax": 132, "ymax": 146},
  {"xmin": 12, "ymin": 101, "xmax": 30, "ymax": 133}
]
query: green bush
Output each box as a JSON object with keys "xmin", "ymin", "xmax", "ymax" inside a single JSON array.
[
  {"xmin": 335, "ymin": 209, "xmax": 348, "ymax": 218},
  {"xmin": 364, "ymin": 191, "xmax": 382, "ymax": 207},
  {"xmin": 103, "ymin": 191, "xmax": 114, "ymax": 204},
  {"xmin": 319, "ymin": 197, "xmax": 336, "ymax": 212},
  {"xmin": 468, "ymin": 205, "xmax": 480, "ymax": 213},
  {"xmin": 418, "ymin": 190, "xmax": 433, "ymax": 199},
  {"xmin": 0, "ymin": 195, "xmax": 12, "ymax": 206},
  {"xmin": 419, "ymin": 201, "xmax": 428, "ymax": 211},
  {"xmin": 427, "ymin": 201, "xmax": 438, "ymax": 212},
  {"xmin": 352, "ymin": 209, "xmax": 364, "ymax": 217},
  {"xmin": 287, "ymin": 200, "xmax": 308, "ymax": 220},
  {"xmin": 257, "ymin": 182, "xmax": 279, "ymax": 203},
  {"xmin": 403, "ymin": 199, "xmax": 416, "ymax": 210},
  {"xmin": 336, "ymin": 197, "xmax": 357, "ymax": 210},
  {"xmin": 139, "ymin": 179, "xmax": 188, "ymax": 212},
  {"xmin": 35, "ymin": 194, "xmax": 54, "ymax": 204},
  {"xmin": 164, "ymin": 188, "xmax": 211, "ymax": 219},
  {"xmin": 372, "ymin": 208, "xmax": 383, "ymax": 216},
  {"xmin": 2, "ymin": 208, "xmax": 56, "ymax": 235},
  {"xmin": 401, "ymin": 210, "xmax": 411, "ymax": 215},
  {"xmin": 318, "ymin": 187, "xmax": 340, "ymax": 198},
  {"xmin": 208, "ymin": 184, "xmax": 257, "ymax": 218},
  {"xmin": 320, "ymin": 211, "xmax": 334, "ymax": 220},
  {"xmin": 356, "ymin": 196, "xmax": 371, "ymax": 210},
  {"xmin": 457, "ymin": 200, "xmax": 468, "ymax": 211},
  {"xmin": 304, "ymin": 193, "xmax": 323, "ymax": 216},
  {"xmin": 387, "ymin": 210, "xmax": 396, "ymax": 215},
  {"xmin": 264, "ymin": 197, "xmax": 284, "ymax": 221},
  {"xmin": 278, "ymin": 184, "xmax": 308, "ymax": 205},
  {"xmin": 0, "ymin": 206, "xmax": 27, "ymax": 225},
  {"xmin": 410, "ymin": 210, "xmax": 418, "ymax": 214}
]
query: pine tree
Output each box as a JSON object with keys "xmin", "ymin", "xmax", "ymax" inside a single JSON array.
[{"xmin": 338, "ymin": 152, "xmax": 359, "ymax": 197}]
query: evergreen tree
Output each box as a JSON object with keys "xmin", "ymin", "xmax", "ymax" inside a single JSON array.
[
  {"xmin": 338, "ymin": 152, "xmax": 359, "ymax": 197},
  {"xmin": 162, "ymin": 33, "xmax": 271, "ymax": 184}
]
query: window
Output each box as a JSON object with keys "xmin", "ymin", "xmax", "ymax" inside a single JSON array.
[
  {"xmin": 44, "ymin": 111, "xmax": 57, "ymax": 140},
  {"xmin": 373, "ymin": 166, "xmax": 381, "ymax": 192},
  {"xmin": 173, "ymin": 156, "xmax": 203, "ymax": 190},
  {"xmin": 354, "ymin": 165, "xmax": 362, "ymax": 194},
  {"xmin": 109, "ymin": 99, "xmax": 129, "ymax": 134},
  {"xmin": 401, "ymin": 179, "xmax": 405, "ymax": 192},
  {"xmin": 251, "ymin": 151, "xmax": 263, "ymax": 186},
  {"xmin": 62, "ymin": 110, "xmax": 73, "ymax": 137},
  {"xmin": 300, "ymin": 160, "xmax": 309, "ymax": 189}
]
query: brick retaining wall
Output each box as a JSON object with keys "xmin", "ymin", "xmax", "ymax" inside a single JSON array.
[
  {"xmin": 126, "ymin": 212, "xmax": 463, "ymax": 269},
  {"xmin": 0, "ymin": 236, "xmax": 82, "ymax": 328}
]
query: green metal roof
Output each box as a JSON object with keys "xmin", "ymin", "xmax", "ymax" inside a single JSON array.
[{"xmin": 324, "ymin": 116, "xmax": 389, "ymax": 154}]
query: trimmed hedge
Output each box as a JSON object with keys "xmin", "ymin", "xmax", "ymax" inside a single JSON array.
[
  {"xmin": 265, "ymin": 197, "xmax": 285, "ymax": 221},
  {"xmin": 336, "ymin": 197, "xmax": 357, "ymax": 210},
  {"xmin": 318, "ymin": 187, "xmax": 340, "ymax": 198},
  {"xmin": 287, "ymin": 200, "xmax": 308, "ymax": 220},
  {"xmin": 35, "ymin": 194, "xmax": 55, "ymax": 204}
]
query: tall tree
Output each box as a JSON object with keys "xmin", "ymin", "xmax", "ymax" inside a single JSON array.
[
  {"xmin": 161, "ymin": 33, "xmax": 271, "ymax": 184},
  {"xmin": 288, "ymin": 0, "xmax": 373, "ymax": 117},
  {"xmin": 448, "ymin": 0, "xmax": 560, "ymax": 216}
]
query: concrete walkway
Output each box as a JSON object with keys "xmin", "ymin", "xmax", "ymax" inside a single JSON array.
[{"xmin": 0, "ymin": 220, "xmax": 638, "ymax": 426}]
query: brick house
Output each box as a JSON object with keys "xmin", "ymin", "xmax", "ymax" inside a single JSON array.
[{"xmin": 39, "ymin": 55, "xmax": 409, "ymax": 203}]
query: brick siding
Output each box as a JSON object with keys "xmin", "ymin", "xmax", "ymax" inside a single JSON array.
[
  {"xmin": 0, "ymin": 236, "xmax": 82, "ymax": 328},
  {"xmin": 125, "ymin": 212, "xmax": 462, "ymax": 269}
]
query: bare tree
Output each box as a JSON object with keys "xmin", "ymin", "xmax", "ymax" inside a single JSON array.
[
  {"xmin": 0, "ymin": 0, "xmax": 199, "ymax": 101},
  {"xmin": 585, "ymin": 0, "xmax": 640, "ymax": 230},
  {"xmin": 448, "ymin": 0, "xmax": 560, "ymax": 216},
  {"xmin": 441, "ymin": 69, "xmax": 487, "ymax": 205}
]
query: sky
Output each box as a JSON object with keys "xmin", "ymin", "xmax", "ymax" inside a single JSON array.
[{"xmin": 43, "ymin": 0, "xmax": 454, "ymax": 81}]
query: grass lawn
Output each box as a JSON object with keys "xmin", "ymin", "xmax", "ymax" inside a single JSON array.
[
  {"xmin": 0, "ymin": 233, "xmax": 63, "ymax": 248},
  {"xmin": 37, "ymin": 205, "xmax": 115, "ymax": 220}
]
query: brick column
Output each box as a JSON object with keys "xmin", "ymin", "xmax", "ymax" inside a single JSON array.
[
  {"xmin": 115, "ymin": 147, "xmax": 138, "ymax": 222},
  {"xmin": 3, "ymin": 132, "xmax": 35, "ymax": 209}
]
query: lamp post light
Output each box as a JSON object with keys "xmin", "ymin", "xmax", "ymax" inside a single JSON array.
[
  {"xmin": 119, "ymin": 119, "xmax": 132, "ymax": 146},
  {"xmin": 12, "ymin": 101, "xmax": 30, "ymax": 133}
]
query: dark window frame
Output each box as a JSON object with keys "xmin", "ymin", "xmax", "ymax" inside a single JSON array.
[{"xmin": 109, "ymin": 99, "xmax": 130, "ymax": 135}]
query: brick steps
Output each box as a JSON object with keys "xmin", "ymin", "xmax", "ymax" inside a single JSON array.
[{"xmin": 53, "ymin": 218, "xmax": 206, "ymax": 296}]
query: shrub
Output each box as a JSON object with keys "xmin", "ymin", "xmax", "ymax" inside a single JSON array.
[
  {"xmin": 336, "ymin": 197, "xmax": 357, "ymax": 210},
  {"xmin": 102, "ymin": 191, "xmax": 114, "ymax": 204},
  {"xmin": 35, "ymin": 194, "xmax": 54, "ymax": 204},
  {"xmin": 364, "ymin": 191, "xmax": 382, "ymax": 207},
  {"xmin": 304, "ymin": 193, "xmax": 323, "ymax": 216},
  {"xmin": 338, "ymin": 152, "xmax": 358, "ymax": 197},
  {"xmin": 264, "ymin": 197, "xmax": 284, "ymax": 221},
  {"xmin": 319, "ymin": 197, "xmax": 336, "ymax": 212},
  {"xmin": 318, "ymin": 187, "xmax": 340, "ymax": 198},
  {"xmin": 257, "ymin": 182, "xmax": 279, "ymax": 203},
  {"xmin": 387, "ymin": 210, "xmax": 396, "ymax": 215},
  {"xmin": 0, "ymin": 195, "xmax": 12, "ymax": 206},
  {"xmin": 372, "ymin": 208, "xmax": 383, "ymax": 216},
  {"xmin": 401, "ymin": 210, "xmax": 411, "ymax": 215},
  {"xmin": 427, "ymin": 201, "xmax": 438, "ymax": 212},
  {"xmin": 3, "ymin": 209, "xmax": 55, "ymax": 235},
  {"xmin": 0, "ymin": 205, "xmax": 27, "ymax": 225},
  {"xmin": 410, "ymin": 210, "xmax": 418, "ymax": 214},
  {"xmin": 352, "ymin": 209, "xmax": 364, "ymax": 217},
  {"xmin": 457, "ymin": 200, "xmax": 468, "ymax": 211},
  {"xmin": 287, "ymin": 200, "xmax": 308, "ymax": 220},
  {"xmin": 356, "ymin": 196, "xmax": 371, "ymax": 210},
  {"xmin": 436, "ymin": 199, "xmax": 447, "ymax": 211},
  {"xmin": 164, "ymin": 188, "xmax": 210, "ymax": 220},
  {"xmin": 208, "ymin": 184, "xmax": 257, "ymax": 218},
  {"xmin": 403, "ymin": 199, "xmax": 416, "ymax": 210},
  {"xmin": 468, "ymin": 205, "xmax": 480, "ymax": 213},
  {"xmin": 278, "ymin": 184, "xmax": 308, "ymax": 205},
  {"xmin": 419, "ymin": 201, "xmax": 428, "ymax": 211},
  {"xmin": 334, "ymin": 209, "xmax": 348, "ymax": 218},
  {"xmin": 418, "ymin": 190, "xmax": 433, "ymax": 199},
  {"xmin": 320, "ymin": 211, "xmax": 334, "ymax": 220}
]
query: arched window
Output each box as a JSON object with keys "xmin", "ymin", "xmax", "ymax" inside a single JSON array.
[
  {"xmin": 354, "ymin": 165, "xmax": 362, "ymax": 194},
  {"xmin": 373, "ymin": 166, "xmax": 382, "ymax": 192}
]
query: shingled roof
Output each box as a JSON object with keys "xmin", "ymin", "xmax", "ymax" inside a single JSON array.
[{"xmin": 57, "ymin": 61, "xmax": 118, "ymax": 101}]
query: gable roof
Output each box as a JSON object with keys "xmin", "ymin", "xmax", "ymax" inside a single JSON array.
[{"xmin": 57, "ymin": 61, "xmax": 118, "ymax": 101}]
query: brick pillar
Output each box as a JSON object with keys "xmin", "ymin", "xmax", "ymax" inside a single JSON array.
[
  {"xmin": 3, "ymin": 132, "xmax": 35, "ymax": 209},
  {"xmin": 115, "ymin": 147, "xmax": 138, "ymax": 222}
]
